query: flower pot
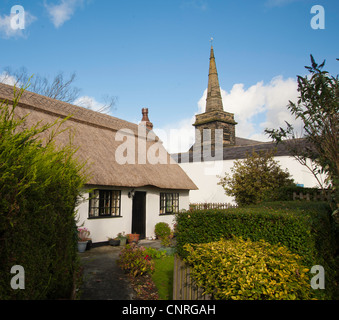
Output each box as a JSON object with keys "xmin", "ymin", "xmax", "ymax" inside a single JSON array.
[
  {"xmin": 127, "ymin": 234, "xmax": 140, "ymax": 244},
  {"xmin": 119, "ymin": 238, "xmax": 127, "ymax": 246},
  {"xmin": 109, "ymin": 239, "xmax": 120, "ymax": 246},
  {"xmin": 78, "ymin": 241, "xmax": 88, "ymax": 253}
]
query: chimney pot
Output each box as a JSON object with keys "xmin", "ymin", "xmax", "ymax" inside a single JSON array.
[{"xmin": 141, "ymin": 107, "xmax": 153, "ymax": 130}]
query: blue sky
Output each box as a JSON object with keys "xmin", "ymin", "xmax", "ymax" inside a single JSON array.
[{"xmin": 0, "ymin": 0, "xmax": 338, "ymax": 152}]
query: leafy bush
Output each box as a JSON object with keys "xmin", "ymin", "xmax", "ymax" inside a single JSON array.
[
  {"xmin": 218, "ymin": 150, "xmax": 294, "ymax": 206},
  {"xmin": 117, "ymin": 245, "xmax": 155, "ymax": 277},
  {"xmin": 0, "ymin": 86, "xmax": 87, "ymax": 299},
  {"xmin": 154, "ymin": 222, "xmax": 172, "ymax": 247},
  {"xmin": 184, "ymin": 238, "xmax": 314, "ymax": 300},
  {"xmin": 176, "ymin": 201, "xmax": 337, "ymax": 299}
]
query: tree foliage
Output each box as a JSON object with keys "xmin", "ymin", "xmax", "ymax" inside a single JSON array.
[
  {"xmin": 0, "ymin": 67, "xmax": 116, "ymax": 114},
  {"xmin": 218, "ymin": 150, "xmax": 294, "ymax": 206},
  {"xmin": 1, "ymin": 67, "xmax": 81, "ymax": 103},
  {"xmin": 265, "ymin": 55, "xmax": 339, "ymax": 206}
]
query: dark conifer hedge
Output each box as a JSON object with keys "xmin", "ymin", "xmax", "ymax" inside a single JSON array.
[{"xmin": 0, "ymin": 87, "xmax": 87, "ymax": 299}]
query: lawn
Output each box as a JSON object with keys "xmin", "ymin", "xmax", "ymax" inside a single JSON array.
[{"xmin": 151, "ymin": 255, "xmax": 174, "ymax": 300}]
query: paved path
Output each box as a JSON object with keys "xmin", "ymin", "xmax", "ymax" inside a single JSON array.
[{"xmin": 78, "ymin": 240, "xmax": 161, "ymax": 300}]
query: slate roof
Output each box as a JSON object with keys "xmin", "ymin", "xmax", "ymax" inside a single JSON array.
[{"xmin": 171, "ymin": 138, "xmax": 304, "ymax": 163}]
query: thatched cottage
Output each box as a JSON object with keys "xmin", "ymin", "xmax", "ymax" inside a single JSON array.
[{"xmin": 0, "ymin": 83, "xmax": 197, "ymax": 244}]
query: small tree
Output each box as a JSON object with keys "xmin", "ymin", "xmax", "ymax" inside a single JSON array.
[
  {"xmin": 218, "ymin": 150, "xmax": 294, "ymax": 206},
  {"xmin": 265, "ymin": 55, "xmax": 339, "ymax": 207}
]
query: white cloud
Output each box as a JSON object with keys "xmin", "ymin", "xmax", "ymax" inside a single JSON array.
[
  {"xmin": 44, "ymin": 0, "xmax": 83, "ymax": 28},
  {"xmin": 154, "ymin": 117, "xmax": 196, "ymax": 154},
  {"xmin": 265, "ymin": 0, "xmax": 301, "ymax": 7},
  {"xmin": 0, "ymin": 10, "xmax": 36, "ymax": 39},
  {"xmin": 157, "ymin": 75, "xmax": 302, "ymax": 153},
  {"xmin": 74, "ymin": 95, "xmax": 109, "ymax": 113},
  {"xmin": 0, "ymin": 72, "xmax": 18, "ymax": 86},
  {"xmin": 216, "ymin": 75, "xmax": 301, "ymax": 141},
  {"xmin": 180, "ymin": 0, "xmax": 208, "ymax": 11}
]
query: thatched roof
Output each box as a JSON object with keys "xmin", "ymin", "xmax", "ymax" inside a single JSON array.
[{"xmin": 0, "ymin": 83, "xmax": 197, "ymax": 190}]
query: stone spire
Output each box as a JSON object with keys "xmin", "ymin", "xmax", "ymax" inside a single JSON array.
[
  {"xmin": 191, "ymin": 44, "xmax": 237, "ymax": 150},
  {"xmin": 205, "ymin": 45, "xmax": 224, "ymax": 112}
]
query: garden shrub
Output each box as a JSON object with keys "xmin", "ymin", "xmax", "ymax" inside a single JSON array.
[
  {"xmin": 218, "ymin": 150, "xmax": 294, "ymax": 206},
  {"xmin": 117, "ymin": 244, "xmax": 155, "ymax": 277},
  {"xmin": 154, "ymin": 222, "xmax": 172, "ymax": 247},
  {"xmin": 176, "ymin": 201, "xmax": 337, "ymax": 299},
  {"xmin": 0, "ymin": 86, "xmax": 87, "ymax": 299},
  {"xmin": 184, "ymin": 237, "xmax": 314, "ymax": 300}
]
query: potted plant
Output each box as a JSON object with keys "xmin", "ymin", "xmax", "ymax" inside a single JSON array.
[
  {"xmin": 117, "ymin": 232, "xmax": 127, "ymax": 246},
  {"xmin": 127, "ymin": 233, "xmax": 140, "ymax": 244},
  {"xmin": 77, "ymin": 227, "xmax": 90, "ymax": 253},
  {"xmin": 108, "ymin": 237, "xmax": 120, "ymax": 246}
]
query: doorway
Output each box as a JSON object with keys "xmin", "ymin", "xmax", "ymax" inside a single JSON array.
[{"xmin": 132, "ymin": 191, "xmax": 146, "ymax": 239}]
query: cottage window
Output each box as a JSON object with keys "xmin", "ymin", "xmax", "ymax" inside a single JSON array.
[
  {"xmin": 89, "ymin": 190, "xmax": 121, "ymax": 218},
  {"xmin": 160, "ymin": 193, "xmax": 179, "ymax": 215}
]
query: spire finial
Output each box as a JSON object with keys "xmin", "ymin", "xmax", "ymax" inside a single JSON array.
[{"xmin": 209, "ymin": 37, "xmax": 214, "ymax": 46}]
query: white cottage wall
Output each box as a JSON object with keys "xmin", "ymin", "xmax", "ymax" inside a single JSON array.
[
  {"xmin": 145, "ymin": 189, "xmax": 190, "ymax": 239},
  {"xmin": 179, "ymin": 156, "xmax": 324, "ymax": 204},
  {"xmin": 76, "ymin": 189, "xmax": 132, "ymax": 243},
  {"xmin": 76, "ymin": 187, "xmax": 190, "ymax": 243}
]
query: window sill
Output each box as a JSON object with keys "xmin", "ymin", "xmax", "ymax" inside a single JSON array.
[
  {"xmin": 159, "ymin": 212, "xmax": 176, "ymax": 216},
  {"xmin": 88, "ymin": 216, "xmax": 122, "ymax": 219}
]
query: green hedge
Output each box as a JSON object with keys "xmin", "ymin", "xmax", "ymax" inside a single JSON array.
[
  {"xmin": 0, "ymin": 88, "xmax": 87, "ymax": 299},
  {"xmin": 175, "ymin": 201, "xmax": 337, "ymax": 299}
]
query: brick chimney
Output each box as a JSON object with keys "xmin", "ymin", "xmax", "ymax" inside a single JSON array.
[{"xmin": 141, "ymin": 108, "xmax": 153, "ymax": 130}]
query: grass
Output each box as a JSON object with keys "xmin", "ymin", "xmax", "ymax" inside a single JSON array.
[{"xmin": 151, "ymin": 255, "xmax": 174, "ymax": 300}]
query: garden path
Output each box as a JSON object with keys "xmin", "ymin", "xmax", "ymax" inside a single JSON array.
[{"xmin": 78, "ymin": 240, "xmax": 161, "ymax": 300}]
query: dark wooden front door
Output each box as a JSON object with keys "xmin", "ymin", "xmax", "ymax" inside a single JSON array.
[{"xmin": 132, "ymin": 191, "xmax": 146, "ymax": 239}]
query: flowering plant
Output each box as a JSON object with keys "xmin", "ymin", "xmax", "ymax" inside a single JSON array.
[
  {"xmin": 78, "ymin": 227, "xmax": 90, "ymax": 241},
  {"xmin": 117, "ymin": 232, "xmax": 127, "ymax": 239},
  {"xmin": 117, "ymin": 244, "xmax": 155, "ymax": 277}
]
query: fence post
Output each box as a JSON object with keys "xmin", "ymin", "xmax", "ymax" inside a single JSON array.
[{"xmin": 173, "ymin": 254, "xmax": 212, "ymax": 300}]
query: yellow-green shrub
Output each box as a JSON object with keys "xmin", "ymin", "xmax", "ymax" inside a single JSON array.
[{"xmin": 184, "ymin": 237, "xmax": 315, "ymax": 300}]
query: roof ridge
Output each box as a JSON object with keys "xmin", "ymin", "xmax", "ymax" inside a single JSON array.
[{"xmin": 0, "ymin": 82, "xmax": 141, "ymax": 136}]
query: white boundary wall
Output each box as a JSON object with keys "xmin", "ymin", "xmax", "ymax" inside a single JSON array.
[{"xmin": 179, "ymin": 156, "xmax": 324, "ymax": 204}]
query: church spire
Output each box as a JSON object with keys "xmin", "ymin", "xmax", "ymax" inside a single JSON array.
[
  {"xmin": 191, "ymin": 43, "xmax": 237, "ymax": 150},
  {"xmin": 205, "ymin": 45, "xmax": 224, "ymax": 112}
]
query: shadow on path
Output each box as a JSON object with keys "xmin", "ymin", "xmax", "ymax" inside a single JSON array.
[{"xmin": 78, "ymin": 240, "xmax": 161, "ymax": 300}]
